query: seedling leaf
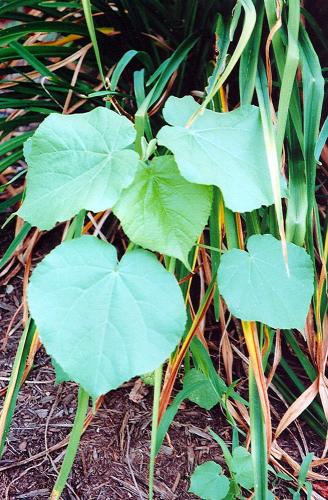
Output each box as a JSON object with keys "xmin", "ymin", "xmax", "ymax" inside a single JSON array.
[
  {"xmin": 28, "ymin": 236, "xmax": 186, "ymax": 398},
  {"xmin": 189, "ymin": 461, "xmax": 230, "ymax": 500},
  {"xmin": 231, "ymin": 446, "xmax": 254, "ymax": 490},
  {"xmin": 183, "ymin": 368, "xmax": 219, "ymax": 410}
]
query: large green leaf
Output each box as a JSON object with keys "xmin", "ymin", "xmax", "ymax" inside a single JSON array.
[
  {"xmin": 28, "ymin": 236, "xmax": 186, "ymax": 398},
  {"xmin": 189, "ymin": 461, "xmax": 230, "ymax": 500},
  {"xmin": 113, "ymin": 156, "xmax": 212, "ymax": 266},
  {"xmin": 157, "ymin": 96, "xmax": 276, "ymax": 213},
  {"xmin": 18, "ymin": 107, "xmax": 139, "ymax": 230},
  {"xmin": 218, "ymin": 234, "xmax": 314, "ymax": 329}
]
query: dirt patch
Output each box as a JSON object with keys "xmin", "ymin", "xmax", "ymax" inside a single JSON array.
[{"xmin": 0, "ymin": 341, "xmax": 230, "ymax": 498}]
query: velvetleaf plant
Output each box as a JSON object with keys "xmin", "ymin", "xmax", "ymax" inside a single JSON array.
[{"xmin": 19, "ymin": 95, "xmax": 314, "ymax": 495}]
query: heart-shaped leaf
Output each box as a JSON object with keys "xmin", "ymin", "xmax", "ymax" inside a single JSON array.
[
  {"xmin": 19, "ymin": 107, "xmax": 139, "ymax": 230},
  {"xmin": 28, "ymin": 236, "xmax": 186, "ymax": 398},
  {"xmin": 113, "ymin": 156, "xmax": 212, "ymax": 266},
  {"xmin": 189, "ymin": 461, "xmax": 230, "ymax": 500},
  {"xmin": 157, "ymin": 96, "xmax": 278, "ymax": 213},
  {"xmin": 218, "ymin": 234, "xmax": 314, "ymax": 329}
]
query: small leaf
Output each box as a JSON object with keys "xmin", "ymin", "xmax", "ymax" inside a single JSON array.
[
  {"xmin": 19, "ymin": 107, "xmax": 139, "ymax": 230},
  {"xmin": 304, "ymin": 481, "xmax": 313, "ymax": 500},
  {"xmin": 184, "ymin": 369, "xmax": 219, "ymax": 410},
  {"xmin": 189, "ymin": 461, "xmax": 230, "ymax": 500},
  {"xmin": 231, "ymin": 446, "xmax": 254, "ymax": 490},
  {"xmin": 298, "ymin": 452, "xmax": 314, "ymax": 488},
  {"xmin": 218, "ymin": 234, "xmax": 314, "ymax": 329},
  {"xmin": 276, "ymin": 472, "xmax": 293, "ymax": 482},
  {"xmin": 140, "ymin": 372, "xmax": 155, "ymax": 386},
  {"xmin": 28, "ymin": 236, "xmax": 186, "ymax": 398},
  {"xmin": 113, "ymin": 156, "xmax": 212, "ymax": 266},
  {"xmin": 157, "ymin": 96, "xmax": 278, "ymax": 213}
]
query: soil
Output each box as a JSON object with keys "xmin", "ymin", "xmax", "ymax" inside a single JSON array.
[{"xmin": 0, "ymin": 346, "xmax": 229, "ymax": 500}]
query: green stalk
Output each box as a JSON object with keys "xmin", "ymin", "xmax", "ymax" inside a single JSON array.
[
  {"xmin": 135, "ymin": 34, "xmax": 198, "ymax": 152},
  {"xmin": 224, "ymin": 208, "xmax": 239, "ymax": 249},
  {"xmin": 0, "ymin": 319, "xmax": 36, "ymax": 456},
  {"xmin": 203, "ymin": 0, "xmax": 256, "ymax": 108},
  {"xmin": 51, "ymin": 387, "xmax": 89, "ymax": 500},
  {"xmin": 249, "ymin": 365, "xmax": 268, "ymax": 499},
  {"xmin": 0, "ymin": 222, "xmax": 31, "ymax": 270},
  {"xmin": 264, "ymin": 0, "xmax": 304, "ymax": 149},
  {"xmin": 239, "ymin": 0, "xmax": 264, "ymax": 105},
  {"xmin": 65, "ymin": 209, "xmax": 86, "ymax": 240},
  {"xmin": 81, "ymin": 0, "xmax": 105, "ymax": 85},
  {"xmin": 209, "ymin": 188, "xmax": 222, "ymax": 320},
  {"xmin": 276, "ymin": 0, "xmax": 300, "ymax": 159},
  {"xmin": 168, "ymin": 257, "xmax": 176, "ymax": 274},
  {"xmin": 148, "ymin": 365, "xmax": 163, "ymax": 500},
  {"xmin": 285, "ymin": 122, "xmax": 308, "ymax": 246},
  {"xmin": 256, "ymin": 61, "xmax": 287, "ymax": 266},
  {"xmin": 299, "ymin": 26, "xmax": 324, "ymax": 261}
]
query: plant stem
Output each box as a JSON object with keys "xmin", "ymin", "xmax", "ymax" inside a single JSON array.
[
  {"xmin": 249, "ymin": 365, "xmax": 268, "ymax": 499},
  {"xmin": 148, "ymin": 364, "xmax": 163, "ymax": 500},
  {"xmin": 50, "ymin": 387, "xmax": 89, "ymax": 500},
  {"xmin": 168, "ymin": 257, "xmax": 176, "ymax": 274}
]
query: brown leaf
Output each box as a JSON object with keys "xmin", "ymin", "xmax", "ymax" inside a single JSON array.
[
  {"xmin": 275, "ymin": 378, "xmax": 318, "ymax": 439},
  {"xmin": 242, "ymin": 321, "xmax": 272, "ymax": 450},
  {"xmin": 129, "ymin": 378, "xmax": 149, "ymax": 404},
  {"xmin": 266, "ymin": 329, "xmax": 281, "ymax": 387}
]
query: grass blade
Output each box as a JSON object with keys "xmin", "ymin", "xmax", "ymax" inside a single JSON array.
[
  {"xmin": 0, "ymin": 21, "xmax": 87, "ymax": 45},
  {"xmin": 0, "ymin": 222, "xmax": 31, "ymax": 270},
  {"xmin": 315, "ymin": 115, "xmax": 328, "ymax": 161},
  {"xmin": 50, "ymin": 387, "xmax": 89, "ymax": 499},
  {"xmin": 239, "ymin": 0, "xmax": 264, "ymax": 104},
  {"xmin": 276, "ymin": 0, "xmax": 300, "ymax": 158},
  {"xmin": 81, "ymin": 0, "xmax": 105, "ymax": 85},
  {"xmin": 148, "ymin": 365, "xmax": 162, "ymax": 500},
  {"xmin": 0, "ymin": 320, "xmax": 36, "ymax": 456},
  {"xmin": 249, "ymin": 364, "xmax": 268, "ymax": 499},
  {"xmin": 256, "ymin": 60, "xmax": 288, "ymax": 267}
]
